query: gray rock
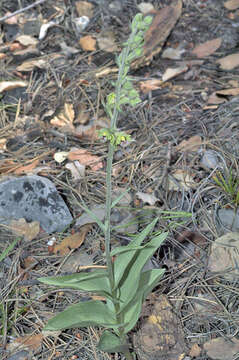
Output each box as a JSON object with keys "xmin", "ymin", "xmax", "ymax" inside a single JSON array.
[
  {"xmin": 216, "ymin": 208, "xmax": 239, "ymax": 232},
  {"xmin": 0, "ymin": 175, "xmax": 72, "ymax": 233}
]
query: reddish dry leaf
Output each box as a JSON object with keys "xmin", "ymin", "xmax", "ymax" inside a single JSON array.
[
  {"xmin": 67, "ymin": 148, "xmax": 103, "ymax": 171},
  {"xmin": 192, "ymin": 38, "xmax": 222, "ymax": 58},
  {"xmin": 14, "ymin": 159, "xmax": 40, "ymax": 175},
  {"xmin": 79, "ymin": 35, "xmax": 96, "ymax": 51},
  {"xmin": 9, "ymin": 218, "xmax": 40, "ymax": 241},
  {"xmin": 53, "ymin": 224, "xmax": 92, "ymax": 255},
  {"xmin": 216, "ymin": 53, "xmax": 239, "ymax": 70},
  {"xmin": 0, "ymin": 80, "xmax": 27, "ymax": 93},
  {"xmin": 139, "ymin": 79, "xmax": 162, "ymax": 94},
  {"xmin": 176, "ymin": 135, "xmax": 202, "ymax": 152},
  {"xmin": 224, "ymin": 0, "xmax": 239, "ymax": 10},
  {"xmin": 7, "ymin": 333, "xmax": 43, "ymax": 352}
]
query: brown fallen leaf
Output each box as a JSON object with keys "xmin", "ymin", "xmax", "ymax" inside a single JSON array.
[
  {"xmin": 79, "ymin": 35, "xmax": 96, "ymax": 51},
  {"xmin": 139, "ymin": 79, "xmax": 162, "ymax": 94},
  {"xmin": 189, "ymin": 344, "xmax": 201, "ymax": 357},
  {"xmin": 0, "ymin": 80, "xmax": 27, "ymax": 93},
  {"xmin": 216, "ymin": 53, "xmax": 239, "ymax": 70},
  {"xmin": 65, "ymin": 161, "xmax": 85, "ymax": 180},
  {"xmin": 53, "ymin": 224, "xmax": 92, "ymax": 255},
  {"xmin": 50, "ymin": 103, "xmax": 75, "ymax": 130},
  {"xmin": 192, "ymin": 38, "xmax": 222, "ymax": 58},
  {"xmin": 14, "ymin": 159, "xmax": 40, "ymax": 175},
  {"xmin": 9, "ymin": 218, "xmax": 40, "ymax": 241},
  {"xmin": 216, "ymin": 87, "xmax": 239, "ymax": 96},
  {"xmin": 7, "ymin": 333, "xmax": 43, "ymax": 352},
  {"xmin": 67, "ymin": 148, "xmax": 103, "ymax": 171},
  {"xmin": 168, "ymin": 169, "xmax": 197, "ymax": 191},
  {"xmin": 75, "ymin": 1, "xmax": 94, "ymax": 18},
  {"xmin": 176, "ymin": 135, "xmax": 202, "ymax": 152},
  {"xmin": 162, "ymin": 65, "xmax": 188, "ymax": 82},
  {"xmin": 207, "ymin": 91, "xmax": 227, "ymax": 104},
  {"xmin": 16, "ymin": 58, "xmax": 47, "ymax": 72},
  {"xmin": 97, "ymin": 31, "xmax": 119, "ymax": 52},
  {"xmin": 16, "ymin": 35, "xmax": 38, "ymax": 46},
  {"xmin": 224, "ymin": 0, "xmax": 239, "ymax": 10},
  {"xmin": 132, "ymin": 0, "xmax": 182, "ymax": 69}
]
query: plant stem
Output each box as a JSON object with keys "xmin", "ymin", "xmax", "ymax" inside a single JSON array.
[{"xmin": 104, "ymin": 141, "xmax": 115, "ymax": 290}]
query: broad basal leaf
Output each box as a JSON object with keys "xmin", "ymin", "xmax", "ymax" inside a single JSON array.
[
  {"xmin": 43, "ymin": 300, "xmax": 117, "ymax": 331},
  {"xmin": 39, "ymin": 270, "xmax": 111, "ymax": 296},
  {"xmin": 98, "ymin": 330, "xmax": 128, "ymax": 353},
  {"xmin": 112, "ymin": 218, "xmax": 158, "ymax": 288},
  {"xmin": 116, "ymin": 232, "xmax": 167, "ymax": 312},
  {"xmin": 121, "ymin": 268, "xmax": 165, "ymax": 334}
]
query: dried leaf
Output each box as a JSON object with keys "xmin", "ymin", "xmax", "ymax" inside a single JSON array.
[
  {"xmin": 79, "ymin": 35, "xmax": 96, "ymax": 51},
  {"xmin": 7, "ymin": 333, "xmax": 43, "ymax": 352},
  {"xmin": 54, "ymin": 151, "xmax": 69, "ymax": 164},
  {"xmin": 75, "ymin": 1, "xmax": 94, "ymax": 18},
  {"xmin": 9, "ymin": 218, "xmax": 40, "ymax": 241},
  {"xmin": 162, "ymin": 65, "xmax": 188, "ymax": 82},
  {"xmin": 16, "ymin": 35, "xmax": 38, "ymax": 46},
  {"xmin": 50, "ymin": 103, "xmax": 75, "ymax": 130},
  {"xmin": 39, "ymin": 21, "xmax": 55, "ymax": 40},
  {"xmin": 216, "ymin": 87, "xmax": 239, "ymax": 96},
  {"xmin": 139, "ymin": 79, "xmax": 162, "ymax": 94},
  {"xmin": 67, "ymin": 148, "xmax": 103, "ymax": 171},
  {"xmin": 224, "ymin": 0, "xmax": 239, "ymax": 10},
  {"xmin": 216, "ymin": 53, "xmax": 239, "ymax": 70},
  {"xmin": 53, "ymin": 224, "xmax": 92, "ymax": 255},
  {"xmin": 207, "ymin": 91, "xmax": 227, "ymax": 104},
  {"xmin": 97, "ymin": 32, "xmax": 119, "ymax": 52},
  {"xmin": 169, "ymin": 169, "xmax": 196, "ymax": 191},
  {"xmin": 136, "ymin": 191, "xmax": 158, "ymax": 205},
  {"xmin": 0, "ymin": 80, "xmax": 27, "ymax": 93},
  {"xmin": 137, "ymin": 2, "xmax": 155, "ymax": 13},
  {"xmin": 192, "ymin": 38, "xmax": 222, "ymax": 58},
  {"xmin": 65, "ymin": 161, "xmax": 85, "ymax": 180},
  {"xmin": 189, "ymin": 344, "xmax": 201, "ymax": 357},
  {"xmin": 176, "ymin": 135, "xmax": 202, "ymax": 152},
  {"xmin": 14, "ymin": 159, "xmax": 40, "ymax": 175},
  {"xmin": 16, "ymin": 58, "xmax": 47, "ymax": 72}
]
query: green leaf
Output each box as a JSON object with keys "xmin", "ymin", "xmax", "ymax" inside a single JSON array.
[
  {"xmin": 111, "ymin": 245, "xmax": 145, "ymax": 256},
  {"xmin": 98, "ymin": 331, "xmax": 128, "ymax": 353},
  {"xmin": 0, "ymin": 237, "xmax": 21, "ymax": 263},
  {"xmin": 39, "ymin": 270, "xmax": 111, "ymax": 296},
  {"xmin": 116, "ymin": 232, "xmax": 167, "ymax": 312},
  {"xmin": 113, "ymin": 218, "xmax": 158, "ymax": 287},
  {"xmin": 121, "ymin": 268, "xmax": 165, "ymax": 333},
  {"xmin": 43, "ymin": 300, "xmax": 118, "ymax": 331}
]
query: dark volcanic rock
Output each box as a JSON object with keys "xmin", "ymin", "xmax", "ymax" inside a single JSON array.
[{"xmin": 0, "ymin": 175, "xmax": 72, "ymax": 233}]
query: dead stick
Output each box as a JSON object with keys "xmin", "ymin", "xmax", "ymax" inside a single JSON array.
[{"xmin": 0, "ymin": 0, "xmax": 46, "ymax": 23}]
